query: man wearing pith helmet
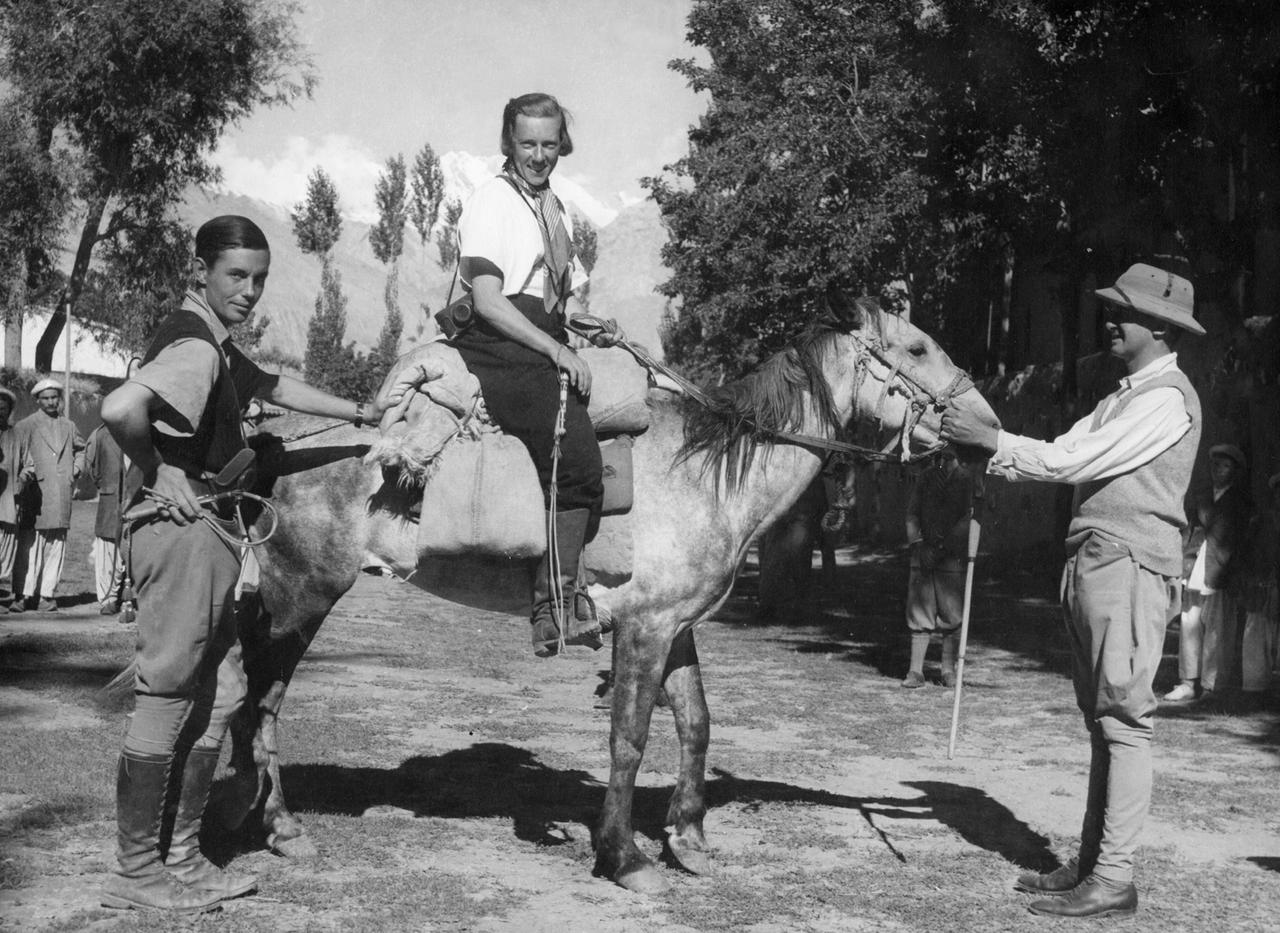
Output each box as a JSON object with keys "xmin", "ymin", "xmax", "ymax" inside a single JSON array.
[{"xmin": 941, "ymin": 262, "xmax": 1204, "ymax": 919}]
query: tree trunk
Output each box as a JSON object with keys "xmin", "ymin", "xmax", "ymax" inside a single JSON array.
[{"xmin": 35, "ymin": 195, "xmax": 108, "ymax": 372}]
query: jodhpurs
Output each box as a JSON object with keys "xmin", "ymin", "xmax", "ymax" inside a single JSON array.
[{"xmin": 1062, "ymin": 534, "xmax": 1178, "ymax": 885}]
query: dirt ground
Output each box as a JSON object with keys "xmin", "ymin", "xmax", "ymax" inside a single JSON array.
[{"xmin": 2, "ymin": 500, "xmax": 1278, "ymax": 932}]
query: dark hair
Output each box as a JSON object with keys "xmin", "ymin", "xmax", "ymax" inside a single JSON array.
[
  {"xmin": 195, "ymin": 215, "xmax": 270, "ymax": 265},
  {"xmin": 500, "ymin": 93, "xmax": 574, "ymax": 158}
]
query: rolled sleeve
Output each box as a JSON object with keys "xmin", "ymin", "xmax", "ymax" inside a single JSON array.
[{"xmin": 131, "ymin": 339, "xmax": 220, "ymax": 436}]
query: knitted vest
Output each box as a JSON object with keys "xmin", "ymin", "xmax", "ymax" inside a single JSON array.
[
  {"xmin": 1065, "ymin": 368, "xmax": 1201, "ymax": 576},
  {"xmin": 140, "ymin": 309, "xmax": 258, "ymax": 477}
]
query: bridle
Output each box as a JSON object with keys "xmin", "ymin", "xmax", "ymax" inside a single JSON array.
[{"xmin": 568, "ymin": 315, "xmax": 972, "ymax": 466}]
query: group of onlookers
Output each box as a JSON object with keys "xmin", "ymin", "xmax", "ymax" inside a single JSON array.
[
  {"xmin": 1163, "ymin": 445, "xmax": 1280, "ymax": 711},
  {"xmin": 0, "ymin": 377, "xmax": 131, "ymax": 616}
]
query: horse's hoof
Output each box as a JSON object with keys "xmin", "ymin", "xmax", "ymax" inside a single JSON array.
[
  {"xmin": 666, "ymin": 837, "xmax": 712, "ymax": 876},
  {"xmin": 615, "ymin": 864, "xmax": 669, "ymax": 895},
  {"xmin": 269, "ymin": 833, "xmax": 318, "ymax": 860}
]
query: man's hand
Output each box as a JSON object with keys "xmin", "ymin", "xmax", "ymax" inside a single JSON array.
[
  {"xmin": 149, "ymin": 462, "xmax": 202, "ymax": 526},
  {"xmin": 941, "ymin": 399, "xmax": 1000, "ymax": 454},
  {"xmin": 556, "ymin": 346, "xmax": 592, "ymax": 396}
]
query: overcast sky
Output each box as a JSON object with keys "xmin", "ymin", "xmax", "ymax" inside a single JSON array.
[{"xmin": 215, "ymin": 0, "xmax": 709, "ymax": 221}]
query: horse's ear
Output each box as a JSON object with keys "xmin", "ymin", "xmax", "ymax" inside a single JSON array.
[{"xmin": 821, "ymin": 286, "xmax": 865, "ymax": 329}]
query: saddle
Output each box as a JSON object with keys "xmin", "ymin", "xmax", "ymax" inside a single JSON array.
[{"xmin": 367, "ymin": 341, "xmax": 649, "ymax": 579}]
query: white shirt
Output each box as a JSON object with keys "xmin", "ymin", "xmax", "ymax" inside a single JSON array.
[
  {"xmin": 458, "ymin": 176, "xmax": 588, "ymax": 300},
  {"xmin": 988, "ymin": 353, "xmax": 1191, "ymax": 485}
]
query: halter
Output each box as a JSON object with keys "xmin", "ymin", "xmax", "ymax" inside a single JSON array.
[{"xmin": 568, "ymin": 314, "xmax": 972, "ymax": 466}]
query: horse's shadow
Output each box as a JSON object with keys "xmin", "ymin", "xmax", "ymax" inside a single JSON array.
[{"xmin": 241, "ymin": 743, "xmax": 1054, "ymax": 871}]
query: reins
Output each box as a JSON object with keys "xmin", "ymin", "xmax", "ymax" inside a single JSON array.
[{"xmin": 566, "ymin": 314, "xmax": 971, "ymax": 465}]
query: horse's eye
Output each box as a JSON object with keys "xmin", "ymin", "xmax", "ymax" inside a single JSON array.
[{"xmin": 908, "ymin": 343, "xmax": 927, "ymax": 358}]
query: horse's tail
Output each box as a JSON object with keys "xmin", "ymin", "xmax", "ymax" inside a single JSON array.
[{"xmin": 99, "ymin": 660, "xmax": 137, "ymax": 708}]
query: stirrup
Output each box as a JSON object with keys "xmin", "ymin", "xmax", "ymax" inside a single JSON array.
[
  {"xmin": 531, "ymin": 605, "xmax": 603, "ymax": 657},
  {"xmin": 575, "ymin": 590, "xmax": 613, "ymax": 635}
]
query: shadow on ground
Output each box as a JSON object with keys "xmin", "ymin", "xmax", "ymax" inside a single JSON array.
[{"xmin": 237, "ymin": 743, "xmax": 1054, "ymax": 872}]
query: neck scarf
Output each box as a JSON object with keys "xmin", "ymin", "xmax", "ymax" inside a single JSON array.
[{"xmin": 504, "ymin": 164, "xmax": 573, "ymax": 315}]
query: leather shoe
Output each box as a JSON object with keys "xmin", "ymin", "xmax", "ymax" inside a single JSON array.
[
  {"xmin": 1028, "ymin": 876, "xmax": 1137, "ymax": 918},
  {"xmin": 1015, "ymin": 857, "xmax": 1080, "ymax": 895}
]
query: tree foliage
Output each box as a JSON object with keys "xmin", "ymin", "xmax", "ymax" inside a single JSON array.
[
  {"xmin": 0, "ymin": 99, "xmax": 68, "ymax": 367},
  {"xmin": 370, "ymin": 155, "xmax": 408, "ymax": 266},
  {"xmin": 76, "ymin": 214, "xmax": 191, "ymax": 358},
  {"xmin": 292, "ymin": 167, "xmax": 343, "ymax": 258},
  {"xmin": 0, "ymin": 0, "xmax": 314, "ymax": 370},
  {"xmin": 295, "ymin": 165, "xmax": 357, "ymax": 393},
  {"xmin": 435, "ymin": 198, "xmax": 464, "ymax": 272},
  {"xmin": 408, "ymin": 144, "xmax": 445, "ymax": 249},
  {"xmin": 303, "ymin": 260, "xmax": 360, "ymax": 395},
  {"xmin": 370, "ymin": 155, "xmax": 408, "ymax": 383},
  {"xmin": 651, "ymin": 0, "xmax": 1280, "ymax": 381}
]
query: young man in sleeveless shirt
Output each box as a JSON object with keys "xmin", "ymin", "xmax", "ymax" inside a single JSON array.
[{"xmin": 942, "ymin": 263, "xmax": 1204, "ymax": 920}]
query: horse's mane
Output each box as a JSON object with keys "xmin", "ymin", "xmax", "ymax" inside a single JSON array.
[{"xmin": 675, "ymin": 322, "xmax": 851, "ymax": 494}]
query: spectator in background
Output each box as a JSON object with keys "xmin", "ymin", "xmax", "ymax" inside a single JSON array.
[
  {"xmin": 85, "ymin": 420, "xmax": 128, "ymax": 616},
  {"xmin": 10, "ymin": 378, "xmax": 85, "ymax": 613},
  {"xmin": 1239, "ymin": 471, "xmax": 1280, "ymax": 708},
  {"xmin": 1163, "ymin": 444, "xmax": 1250, "ymax": 703},
  {"xmin": 0, "ymin": 386, "xmax": 20, "ymax": 604},
  {"xmin": 901, "ymin": 448, "xmax": 973, "ymax": 688}
]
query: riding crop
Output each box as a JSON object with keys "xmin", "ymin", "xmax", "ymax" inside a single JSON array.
[{"xmin": 947, "ymin": 470, "xmax": 985, "ymax": 759}]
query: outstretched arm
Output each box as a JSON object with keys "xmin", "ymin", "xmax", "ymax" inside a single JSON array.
[
  {"xmin": 944, "ymin": 388, "xmax": 1190, "ymax": 485},
  {"xmin": 261, "ymin": 375, "xmax": 399, "ymax": 426}
]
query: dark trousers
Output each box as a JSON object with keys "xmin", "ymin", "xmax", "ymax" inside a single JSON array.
[{"xmin": 454, "ymin": 294, "xmax": 602, "ymax": 514}]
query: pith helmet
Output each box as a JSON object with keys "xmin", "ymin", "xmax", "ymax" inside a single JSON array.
[
  {"xmin": 1095, "ymin": 263, "xmax": 1204, "ymax": 336},
  {"xmin": 30, "ymin": 377, "xmax": 63, "ymax": 397}
]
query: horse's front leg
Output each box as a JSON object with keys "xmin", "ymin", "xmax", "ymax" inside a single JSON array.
[
  {"xmin": 254, "ymin": 689, "xmax": 317, "ymax": 858},
  {"xmin": 662, "ymin": 628, "xmax": 711, "ymax": 876},
  {"xmin": 595, "ymin": 616, "xmax": 676, "ymax": 894},
  {"xmin": 215, "ymin": 600, "xmax": 327, "ymax": 859}
]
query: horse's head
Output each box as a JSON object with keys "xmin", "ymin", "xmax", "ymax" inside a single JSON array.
[{"xmin": 823, "ymin": 293, "xmax": 1000, "ymax": 462}]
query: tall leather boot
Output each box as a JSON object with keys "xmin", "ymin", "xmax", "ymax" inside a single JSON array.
[
  {"xmin": 164, "ymin": 747, "xmax": 257, "ymax": 899},
  {"xmin": 101, "ymin": 752, "xmax": 223, "ymax": 912},
  {"xmin": 531, "ymin": 508, "xmax": 604, "ymax": 657}
]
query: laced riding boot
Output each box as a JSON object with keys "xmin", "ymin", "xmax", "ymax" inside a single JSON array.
[
  {"xmin": 164, "ymin": 747, "xmax": 257, "ymax": 899},
  {"xmin": 101, "ymin": 752, "xmax": 223, "ymax": 913},
  {"xmin": 531, "ymin": 508, "xmax": 605, "ymax": 657}
]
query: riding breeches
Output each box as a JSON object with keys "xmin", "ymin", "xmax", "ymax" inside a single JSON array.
[
  {"xmin": 1061, "ymin": 533, "xmax": 1178, "ymax": 884},
  {"xmin": 123, "ymin": 515, "xmax": 246, "ymax": 757}
]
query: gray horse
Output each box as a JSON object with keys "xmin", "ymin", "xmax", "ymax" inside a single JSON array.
[{"xmin": 216, "ymin": 296, "xmax": 998, "ymax": 894}]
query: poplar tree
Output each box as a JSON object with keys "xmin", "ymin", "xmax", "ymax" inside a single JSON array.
[
  {"xmin": 370, "ymin": 155, "xmax": 407, "ymax": 385},
  {"xmin": 294, "ymin": 167, "xmax": 354, "ymax": 392}
]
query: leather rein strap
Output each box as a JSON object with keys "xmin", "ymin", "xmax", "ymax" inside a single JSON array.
[{"xmin": 566, "ymin": 315, "xmax": 970, "ymax": 465}]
